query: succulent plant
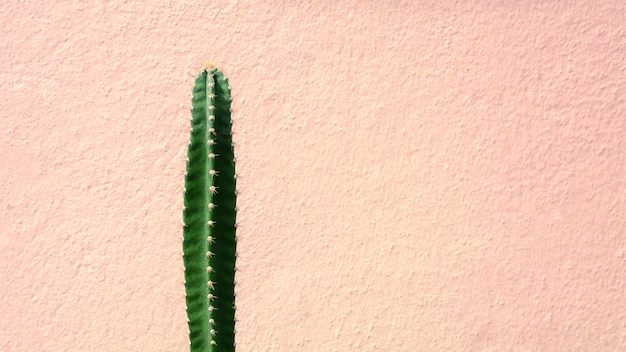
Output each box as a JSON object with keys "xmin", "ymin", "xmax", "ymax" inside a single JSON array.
[{"xmin": 183, "ymin": 64, "xmax": 236, "ymax": 352}]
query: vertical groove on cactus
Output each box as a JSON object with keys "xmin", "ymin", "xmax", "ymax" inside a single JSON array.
[{"xmin": 183, "ymin": 66, "xmax": 236, "ymax": 352}]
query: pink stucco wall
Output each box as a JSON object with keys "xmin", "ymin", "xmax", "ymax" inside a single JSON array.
[{"xmin": 1, "ymin": 1, "xmax": 624, "ymax": 351}]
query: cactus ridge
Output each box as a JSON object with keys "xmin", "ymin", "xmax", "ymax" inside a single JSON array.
[{"xmin": 183, "ymin": 67, "xmax": 236, "ymax": 352}]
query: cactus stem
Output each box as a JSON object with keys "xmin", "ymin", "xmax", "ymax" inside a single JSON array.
[{"xmin": 184, "ymin": 67, "xmax": 236, "ymax": 351}]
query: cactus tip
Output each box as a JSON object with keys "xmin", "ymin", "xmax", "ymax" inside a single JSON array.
[{"xmin": 204, "ymin": 60, "xmax": 217, "ymax": 71}]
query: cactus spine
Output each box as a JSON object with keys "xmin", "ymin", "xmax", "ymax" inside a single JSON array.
[{"xmin": 183, "ymin": 65, "xmax": 236, "ymax": 352}]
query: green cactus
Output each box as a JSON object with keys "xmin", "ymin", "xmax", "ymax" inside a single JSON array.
[{"xmin": 183, "ymin": 65, "xmax": 236, "ymax": 352}]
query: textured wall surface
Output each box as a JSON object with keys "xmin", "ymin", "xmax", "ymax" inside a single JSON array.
[{"xmin": 1, "ymin": 1, "xmax": 624, "ymax": 351}]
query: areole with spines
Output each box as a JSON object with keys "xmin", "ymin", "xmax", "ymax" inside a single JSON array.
[{"xmin": 182, "ymin": 63, "xmax": 237, "ymax": 352}]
